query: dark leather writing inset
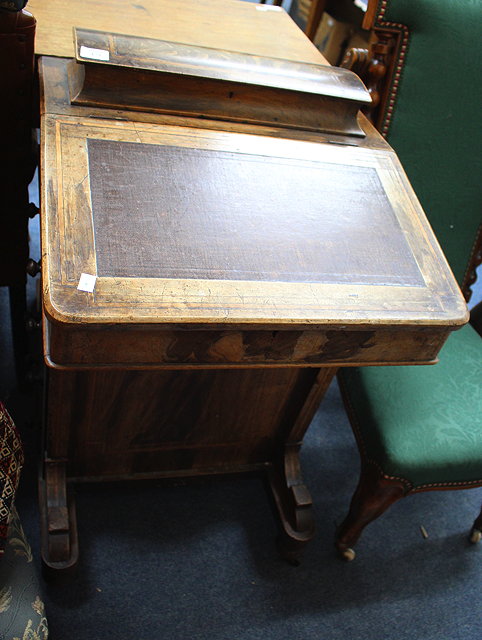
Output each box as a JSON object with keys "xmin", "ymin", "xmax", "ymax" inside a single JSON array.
[{"xmin": 88, "ymin": 138, "xmax": 424, "ymax": 286}]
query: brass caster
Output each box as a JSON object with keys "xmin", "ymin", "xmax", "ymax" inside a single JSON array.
[
  {"xmin": 469, "ymin": 528, "xmax": 481, "ymax": 544},
  {"xmin": 337, "ymin": 546, "xmax": 356, "ymax": 561},
  {"xmin": 336, "ymin": 544, "xmax": 356, "ymax": 561}
]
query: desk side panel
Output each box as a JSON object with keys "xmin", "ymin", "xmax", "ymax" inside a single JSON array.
[{"xmin": 45, "ymin": 366, "xmax": 322, "ymax": 479}]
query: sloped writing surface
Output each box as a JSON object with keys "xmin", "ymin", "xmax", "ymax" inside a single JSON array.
[
  {"xmin": 42, "ymin": 114, "xmax": 468, "ymax": 328},
  {"xmin": 88, "ymin": 138, "xmax": 424, "ymax": 287}
]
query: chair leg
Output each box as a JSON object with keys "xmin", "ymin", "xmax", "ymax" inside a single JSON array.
[
  {"xmin": 469, "ymin": 503, "xmax": 482, "ymax": 544},
  {"xmin": 335, "ymin": 463, "xmax": 407, "ymax": 560}
]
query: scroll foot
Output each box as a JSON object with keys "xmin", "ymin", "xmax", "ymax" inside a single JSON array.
[
  {"xmin": 267, "ymin": 444, "xmax": 315, "ymax": 565},
  {"xmin": 39, "ymin": 459, "xmax": 79, "ymax": 575}
]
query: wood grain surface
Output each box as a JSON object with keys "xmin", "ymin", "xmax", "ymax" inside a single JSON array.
[
  {"xmin": 28, "ymin": 0, "xmax": 324, "ymax": 64},
  {"xmin": 42, "ymin": 57, "xmax": 391, "ymax": 150},
  {"xmin": 72, "ymin": 28, "xmax": 360, "ymax": 100},
  {"xmin": 68, "ymin": 28, "xmax": 369, "ymax": 135},
  {"xmin": 45, "ymin": 323, "xmax": 452, "ymax": 369},
  {"xmin": 46, "ymin": 366, "xmax": 322, "ymax": 479}
]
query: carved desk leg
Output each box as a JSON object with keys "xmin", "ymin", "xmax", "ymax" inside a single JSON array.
[
  {"xmin": 267, "ymin": 367, "xmax": 337, "ymax": 564},
  {"xmin": 39, "ymin": 369, "xmax": 79, "ymax": 572},
  {"xmin": 39, "ymin": 459, "xmax": 78, "ymax": 572}
]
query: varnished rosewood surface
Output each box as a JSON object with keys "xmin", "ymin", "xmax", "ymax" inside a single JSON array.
[
  {"xmin": 42, "ymin": 363, "xmax": 337, "ymax": 569},
  {"xmin": 72, "ymin": 28, "xmax": 356, "ymax": 100},
  {"xmin": 45, "ymin": 324, "xmax": 450, "ymax": 370},
  {"xmin": 45, "ymin": 367, "xmax": 322, "ymax": 479},
  {"xmin": 69, "ymin": 28, "xmax": 369, "ymax": 136},
  {"xmin": 41, "ymin": 56, "xmax": 389, "ymax": 148}
]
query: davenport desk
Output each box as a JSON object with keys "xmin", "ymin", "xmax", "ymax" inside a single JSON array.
[{"xmin": 30, "ymin": 0, "xmax": 468, "ymax": 571}]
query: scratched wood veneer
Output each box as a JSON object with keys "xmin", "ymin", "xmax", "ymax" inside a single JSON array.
[
  {"xmin": 67, "ymin": 28, "xmax": 370, "ymax": 136},
  {"xmin": 36, "ymin": 14, "xmax": 468, "ymax": 572},
  {"xmin": 29, "ymin": 0, "xmax": 322, "ymax": 63}
]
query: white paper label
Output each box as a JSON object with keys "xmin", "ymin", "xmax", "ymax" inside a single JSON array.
[
  {"xmin": 77, "ymin": 273, "xmax": 97, "ymax": 293},
  {"xmin": 256, "ymin": 5, "xmax": 282, "ymax": 11},
  {"xmin": 79, "ymin": 45, "xmax": 110, "ymax": 62}
]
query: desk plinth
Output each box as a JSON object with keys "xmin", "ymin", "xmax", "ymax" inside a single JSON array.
[{"xmin": 39, "ymin": 57, "xmax": 467, "ymax": 571}]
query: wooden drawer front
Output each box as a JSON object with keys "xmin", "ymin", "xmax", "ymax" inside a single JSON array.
[{"xmin": 46, "ymin": 323, "xmax": 449, "ymax": 368}]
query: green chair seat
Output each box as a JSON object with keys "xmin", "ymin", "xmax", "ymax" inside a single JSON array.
[{"xmin": 339, "ymin": 323, "xmax": 482, "ymax": 489}]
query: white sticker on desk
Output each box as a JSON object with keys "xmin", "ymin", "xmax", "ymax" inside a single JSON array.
[
  {"xmin": 79, "ymin": 45, "xmax": 110, "ymax": 62},
  {"xmin": 77, "ymin": 273, "xmax": 97, "ymax": 293},
  {"xmin": 256, "ymin": 5, "xmax": 282, "ymax": 11}
]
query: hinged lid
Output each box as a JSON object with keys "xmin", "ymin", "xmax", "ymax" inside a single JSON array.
[
  {"xmin": 68, "ymin": 27, "xmax": 371, "ymax": 136},
  {"xmin": 41, "ymin": 112, "xmax": 468, "ymax": 331}
]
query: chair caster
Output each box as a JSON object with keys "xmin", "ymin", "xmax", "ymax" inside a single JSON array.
[
  {"xmin": 340, "ymin": 547, "xmax": 356, "ymax": 561},
  {"xmin": 469, "ymin": 527, "xmax": 481, "ymax": 544},
  {"xmin": 336, "ymin": 543, "xmax": 356, "ymax": 561}
]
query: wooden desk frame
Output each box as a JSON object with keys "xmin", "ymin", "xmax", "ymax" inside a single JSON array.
[{"xmin": 36, "ymin": 30, "xmax": 467, "ymax": 571}]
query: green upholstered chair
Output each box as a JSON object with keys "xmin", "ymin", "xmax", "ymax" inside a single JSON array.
[{"xmin": 335, "ymin": 0, "xmax": 482, "ymax": 560}]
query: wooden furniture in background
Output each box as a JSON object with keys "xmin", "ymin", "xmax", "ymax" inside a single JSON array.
[
  {"xmin": 340, "ymin": 0, "xmax": 417, "ymax": 136},
  {"xmin": 0, "ymin": 6, "xmax": 37, "ymax": 386},
  {"xmin": 305, "ymin": 0, "xmax": 329, "ymax": 41},
  {"xmin": 340, "ymin": 0, "xmax": 482, "ymax": 299}
]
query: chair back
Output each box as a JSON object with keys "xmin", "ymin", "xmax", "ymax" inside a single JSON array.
[{"xmin": 368, "ymin": 0, "xmax": 482, "ymax": 292}]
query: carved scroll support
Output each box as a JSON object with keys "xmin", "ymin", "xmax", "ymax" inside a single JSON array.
[
  {"xmin": 268, "ymin": 442, "xmax": 315, "ymax": 565},
  {"xmin": 267, "ymin": 367, "xmax": 337, "ymax": 564},
  {"xmin": 39, "ymin": 458, "xmax": 79, "ymax": 573}
]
